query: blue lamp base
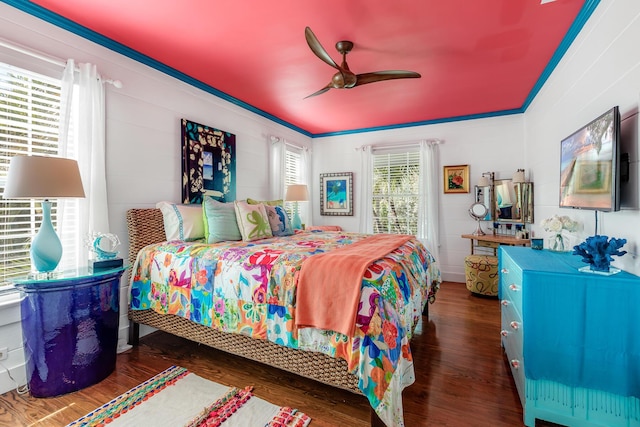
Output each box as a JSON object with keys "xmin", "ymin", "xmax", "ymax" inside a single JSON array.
[
  {"xmin": 31, "ymin": 200, "xmax": 63, "ymax": 273},
  {"xmin": 291, "ymin": 201, "xmax": 302, "ymax": 230}
]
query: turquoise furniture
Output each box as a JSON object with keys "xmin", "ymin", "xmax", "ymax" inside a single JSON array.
[{"xmin": 499, "ymin": 246, "xmax": 640, "ymax": 427}]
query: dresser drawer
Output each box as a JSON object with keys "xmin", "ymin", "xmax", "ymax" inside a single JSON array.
[
  {"xmin": 477, "ymin": 240, "xmax": 499, "ymax": 249},
  {"xmin": 503, "ymin": 334, "xmax": 526, "ymax": 407},
  {"xmin": 500, "ymin": 299, "xmax": 523, "ymax": 353},
  {"xmin": 499, "ymin": 250, "xmax": 523, "ymax": 314}
]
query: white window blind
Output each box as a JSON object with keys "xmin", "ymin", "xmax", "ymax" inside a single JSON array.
[
  {"xmin": 0, "ymin": 62, "xmax": 62, "ymax": 288},
  {"xmin": 372, "ymin": 150, "xmax": 420, "ymax": 235},
  {"xmin": 284, "ymin": 146, "xmax": 302, "ymax": 214}
]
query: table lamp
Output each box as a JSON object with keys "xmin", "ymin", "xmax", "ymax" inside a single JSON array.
[
  {"xmin": 285, "ymin": 184, "xmax": 309, "ymax": 230},
  {"xmin": 3, "ymin": 156, "xmax": 85, "ymax": 273}
]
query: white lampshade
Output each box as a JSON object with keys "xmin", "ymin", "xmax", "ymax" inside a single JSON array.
[
  {"xmin": 512, "ymin": 169, "xmax": 526, "ymax": 184},
  {"xmin": 285, "ymin": 184, "xmax": 309, "ymax": 202},
  {"xmin": 3, "ymin": 155, "xmax": 85, "ymax": 199},
  {"xmin": 3, "ymin": 155, "xmax": 85, "ymax": 273},
  {"xmin": 477, "ymin": 176, "xmax": 491, "ymax": 187}
]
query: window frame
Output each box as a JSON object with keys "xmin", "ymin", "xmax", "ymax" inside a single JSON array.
[
  {"xmin": 0, "ymin": 61, "xmax": 64, "ymax": 289},
  {"xmin": 371, "ymin": 148, "xmax": 421, "ymax": 235}
]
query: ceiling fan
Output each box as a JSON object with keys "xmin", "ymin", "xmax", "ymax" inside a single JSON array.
[{"xmin": 304, "ymin": 26, "xmax": 421, "ymax": 98}]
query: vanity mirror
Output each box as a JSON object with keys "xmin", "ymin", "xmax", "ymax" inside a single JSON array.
[
  {"xmin": 469, "ymin": 202, "xmax": 489, "ymax": 235},
  {"xmin": 494, "ymin": 179, "xmax": 534, "ymax": 224}
]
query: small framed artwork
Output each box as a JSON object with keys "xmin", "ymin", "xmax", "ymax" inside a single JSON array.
[
  {"xmin": 443, "ymin": 164, "xmax": 470, "ymax": 193},
  {"xmin": 320, "ymin": 172, "xmax": 353, "ymax": 216}
]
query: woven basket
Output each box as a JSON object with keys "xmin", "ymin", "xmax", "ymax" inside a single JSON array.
[{"xmin": 126, "ymin": 208, "xmax": 361, "ymax": 394}]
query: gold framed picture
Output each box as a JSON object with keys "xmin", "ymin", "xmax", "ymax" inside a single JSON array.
[{"xmin": 443, "ymin": 164, "xmax": 470, "ymax": 193}]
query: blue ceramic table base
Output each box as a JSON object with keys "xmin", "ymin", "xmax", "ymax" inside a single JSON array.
[{"xmin": 16, "ymin": 268, "xmax": 124, "ymax": 397}]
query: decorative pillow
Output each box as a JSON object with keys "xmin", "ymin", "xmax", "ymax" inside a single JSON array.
[
  {"xmin": 264, "ymin": 205, "xmax": 294, "ymax": 237},
  {"xmin": 203, "ymin": 198, "xmax": 242, "ymax": 243},
  {"xmin": 234, "ymin": 200, "xmax": 273, "ymax": 241},
  {"xmin": 156, "ymin": 201, "xmax": 205, "ymax": 241},
  {"xmin": 246, "ymin": 197, "xmax": 283, "ymax": 207},
  {"xmin": 306, "ymin": 225, "xmax": 343, "ymax": 232}
]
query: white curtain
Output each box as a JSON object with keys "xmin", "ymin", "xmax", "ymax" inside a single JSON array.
[
  {"xmin": 58, "ymin": 59, "xmax": 109, "ymax": 266},
  {"xmin": 418, "ymin": 140, "xmax": 440, "ymax": 265},
  {"xmin": 300, "ymin": 146, "xmax": 312, "ymax": 226},
  {"xmin": 359, "ymin": 145, "xmax": 373, "ymax": 233},
  {"xmin": 269, "ymin": 137, "xmax": 286, "ymax": 200},
  {"xmin": 269, "ymin": 138, "xmax": 312, "ymax": 227}
]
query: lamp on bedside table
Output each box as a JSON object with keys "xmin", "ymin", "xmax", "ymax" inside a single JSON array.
[
  {"xmin": 3, "ymin": 155, "xmax": 85, "ymax": 273},
  {"xmin": 285, "ymin": 184, "xmax": 309, "ymax": 230}
]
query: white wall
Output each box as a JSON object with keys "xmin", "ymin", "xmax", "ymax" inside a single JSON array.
[
  {"xmin": 524, "ymin": 0, "xmax": 640, "ymax": 276},
  {"xmin": 0, "ymin": 2, "xmax": 311, "ymax": 395},
  {"xmin": 312, "ymin": 115, "xmax": 525, "ymax": 283}
]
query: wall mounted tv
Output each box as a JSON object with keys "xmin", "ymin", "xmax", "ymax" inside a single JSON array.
[{"xmin": 559, "ymin": 105, "xmax": 620, "ymax": 211}]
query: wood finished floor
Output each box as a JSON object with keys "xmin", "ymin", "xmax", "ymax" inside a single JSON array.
[{"xmin": 0, "ymin": 282, "xmax": 561, "ymax": 427}]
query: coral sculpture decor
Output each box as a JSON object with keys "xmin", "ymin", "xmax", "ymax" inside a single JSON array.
[{"xmin": 573, "ymin": 235, "xmax": 627, "ymax": 273}]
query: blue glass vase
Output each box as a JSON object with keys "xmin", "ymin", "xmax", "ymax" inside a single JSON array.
[{"xmin": 31, "ymin": 200, "xmax": 63, "ymax": 272}]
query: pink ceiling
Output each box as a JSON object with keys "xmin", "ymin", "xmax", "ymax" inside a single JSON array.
[{"xmin": 25, "ymin": 0, "xmax": 592, "ymax": 136}]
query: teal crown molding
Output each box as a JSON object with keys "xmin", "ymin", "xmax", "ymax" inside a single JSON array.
[
  {"xmin": 521, "ymin": 0, "xmax": 601, "ymax": 111},
  {"xmin": 2, "ymin": 0, "xmax": 600, "ymax": 138}
]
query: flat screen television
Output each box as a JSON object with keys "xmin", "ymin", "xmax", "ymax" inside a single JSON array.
[{"xmin": 559, "ymin": 106, "xmax": 621, "ymax": 211}]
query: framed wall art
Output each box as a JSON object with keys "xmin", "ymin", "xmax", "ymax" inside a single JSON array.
[
  {"xmin": 443, "ymin": 164, "xmax": 469, "ymax": 194},
  {"xmin": 181, "ymin": 118, "xmax": 236, "ymax": 203},
  {"xmin": 320, "ymin": 172, "xmax": 353, "ymax": 216}
]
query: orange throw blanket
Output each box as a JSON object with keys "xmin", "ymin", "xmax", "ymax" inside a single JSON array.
[{"xmin": 295, "ymin": 234, "xmax": 413, "ymax": 336}]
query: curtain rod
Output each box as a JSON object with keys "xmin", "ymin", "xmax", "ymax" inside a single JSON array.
[
  {"xmin": 0, "ymin": 36, "xmax": 122, "ymax": 88},
  {"xmin": 269, "ymin": 135, "xmax": 306, "ymax": 151},
  {"xmin": 355, "ymin": 138, "xmax": 445, "ymax": 151}
]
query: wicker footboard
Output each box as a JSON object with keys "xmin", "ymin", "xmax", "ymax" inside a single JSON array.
[
  {"xmin": 126, "ymin": 208, "xmax": 361, "ymax": 395},
  {"xmin": 129, "ymin": 309, "xmax": 361, "ymax": 394}
]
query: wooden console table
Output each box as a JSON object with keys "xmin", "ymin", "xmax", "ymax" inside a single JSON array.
[{"xmin": 461, "ymin": 233, "xmax": 530, "ymax": 255}]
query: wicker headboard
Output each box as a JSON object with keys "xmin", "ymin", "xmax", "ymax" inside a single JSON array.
[{"xmin": 126, "ymin": 208, "xmax": 166, "ymax": 267}]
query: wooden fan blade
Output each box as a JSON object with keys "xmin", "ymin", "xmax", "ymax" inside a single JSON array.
[
  {"xmin": 305, "ymin": 27, "xmax": 340, "ymax": 70},
  {"xmin": 355, "ymin": 71, "xmax": 421, "ymax": 86},
  {"xmin": 304, "ymin": 85, "xmax": 332, "ymax": 99}
]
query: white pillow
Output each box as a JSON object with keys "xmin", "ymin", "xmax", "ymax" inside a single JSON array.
[
  {"xmin": 156, "ymin": 201, "xmax": 204, "ymax": 241},
  {"xmin": 234, "ymin": 200, "xmax": 273, "ymax": 241}
]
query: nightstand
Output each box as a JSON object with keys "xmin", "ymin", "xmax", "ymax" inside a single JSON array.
[{"xmin": 14, "ymin": 266, "xmax": 126, "ymax": 397}]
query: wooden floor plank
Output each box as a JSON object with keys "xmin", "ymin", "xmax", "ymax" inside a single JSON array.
[{"xmin": 0, "ymin": 282, "xmax": 561, "ymax": 426}]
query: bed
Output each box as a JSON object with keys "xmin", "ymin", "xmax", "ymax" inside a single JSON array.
[{"xmin": 126, "ymin": 207, "xmax": 441, "ymax": 427}]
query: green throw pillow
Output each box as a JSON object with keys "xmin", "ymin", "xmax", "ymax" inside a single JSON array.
[
  {"xmin": 234, "ymin": 200, "xmax": 273, "ymax": 241},
  {"xmin": 203, "ymin": 198, "xmax": 242, "ymax": 243},
  {"xmin": 246, "ymin": 197, "xmax": 283, "ymax": 207}
]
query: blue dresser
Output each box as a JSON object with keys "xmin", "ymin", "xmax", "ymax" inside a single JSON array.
[{"xmin": 499, "ymin": 246, "xmax": 640, "ymax": 427}]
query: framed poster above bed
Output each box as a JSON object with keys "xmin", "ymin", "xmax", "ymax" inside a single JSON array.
[
  {"xmin": 181, "ymin": 118, "xmax": 236, "ymax": 204},
  {"xmin": 319, "ymin": 172, "xmax": 353, "ymax": 216}
]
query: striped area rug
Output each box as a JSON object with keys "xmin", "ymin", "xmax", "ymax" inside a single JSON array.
[{"xmin": 66, "ymin": 366, "xmax": 311, "ymax": 427}]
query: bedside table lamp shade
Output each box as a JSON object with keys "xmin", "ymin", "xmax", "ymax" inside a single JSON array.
[
  {"xmin": 285, "ymin": 184, "xmax": 309, "ymax": 230},
  {"xmin": 3, "ymin": 156, "xmax": 85, "ymax": 273}
]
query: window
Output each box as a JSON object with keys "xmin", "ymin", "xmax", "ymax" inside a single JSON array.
[
  {"xmin": 0, "ymin": 62, "xmax": 63, "ymax": 289},
  {"xmin": 372, "ymin": 150, "xmax": 420, "ymax": 235},
  {"xmin": 284, "ymin": 145, "xmax": 302, "ymax": 214}
]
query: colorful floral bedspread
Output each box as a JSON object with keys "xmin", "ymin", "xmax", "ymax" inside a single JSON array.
[{"xmin": 130, "ymin": 231, "xmax": 441, "ymax": 426}]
